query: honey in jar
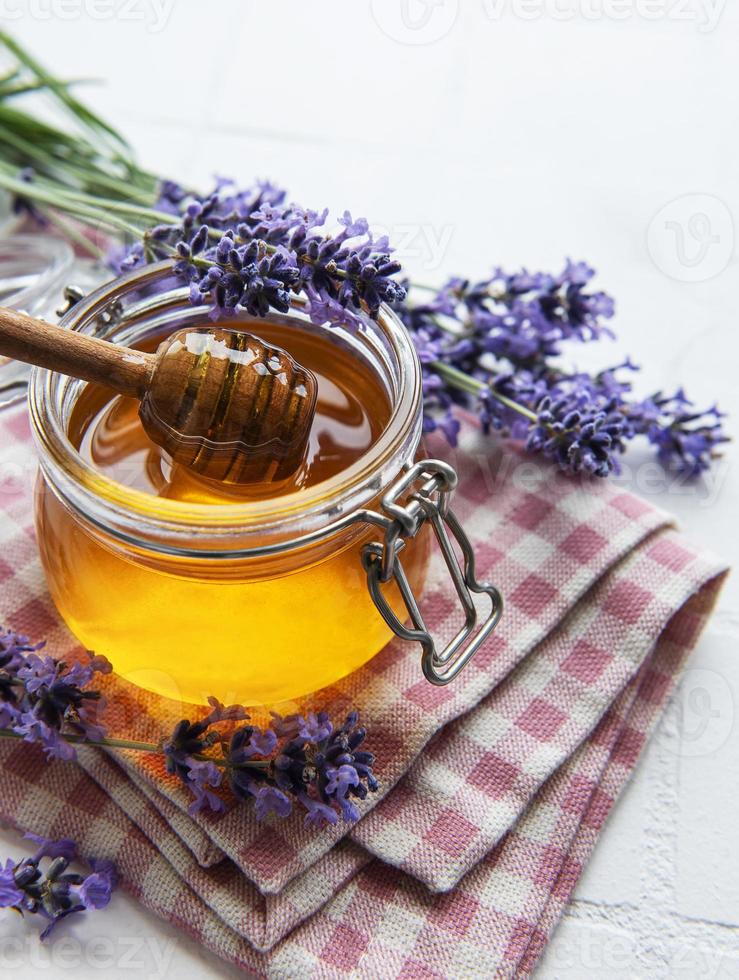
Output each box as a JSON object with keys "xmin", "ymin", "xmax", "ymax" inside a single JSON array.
[{"xmin": 33, "ymin": 308, "xmax": 430, "ymax": 709}]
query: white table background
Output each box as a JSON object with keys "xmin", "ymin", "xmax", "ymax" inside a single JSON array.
[{"xmin": 1, "ymin": 2, "xmax": 738, "ymax": 977}]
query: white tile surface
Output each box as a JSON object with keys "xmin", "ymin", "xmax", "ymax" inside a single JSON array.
[{"xmin": 2, "ymin": 3, "xmax": 739, "ymax": 976}]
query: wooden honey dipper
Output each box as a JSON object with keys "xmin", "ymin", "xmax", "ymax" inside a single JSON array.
[{"xmin": 0, "ymin": 307, "xmax": 318, "ymax": 484}]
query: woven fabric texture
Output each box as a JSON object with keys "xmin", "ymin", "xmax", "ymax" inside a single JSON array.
[{"xmin": 0, "ymin": 405, "xmax": 727, "ymax": 977}]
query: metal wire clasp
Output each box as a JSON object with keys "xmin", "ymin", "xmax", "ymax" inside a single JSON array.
[{"xmin": 361, "ymin": 460, "xmax": 503, "ymax": 686}]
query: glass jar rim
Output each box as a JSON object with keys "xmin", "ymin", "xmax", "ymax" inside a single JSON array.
[{"xmin": 30, "ymin": 261, "xmax": 423, "ymax": 555}]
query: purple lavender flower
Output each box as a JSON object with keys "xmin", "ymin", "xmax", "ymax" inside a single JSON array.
[
  {"xmin": 324, "ymin": 763, "xmax": 361, "ymax": 798},
  {"xmin": 247, "ymin": 728, "xmax": 278, "ymax": 757},
  {"xmin": 23, "ymin": 834, "xmax": 77, "ymax": 864},
  {"xmin": 298, "ymin": 713, "xmax": 333, "ymax": 744},
  {"xmin": 324, "ymin": 764, "xmax": 361, "ymax": 822},
  {"xmin": 3, "ymin": 622, "xmax": 376, "ymax": 832},
  {"xmin": 165, "ymin": 704, "xmax": 376, "ymax": 826},
  {"xmin": 177, "ymin": 234, "xmax": 301, "ymax": 319},
  {"xmin": 302, "ymin": 286, "xmax": 365, "ymax": 330},
  {"xmin": 299, "ymin": 794, "xmax": 339, "ymax": 829},
  {"xmin": 388, "ymin": 258, "xmax": 729, "ymax": 479},
  {"xmin": 222, "ymin": 720, "xmax": 281, "ymax": 801},
  {"xmin": 0, "ymin": 859, "xmax": 23, "ymax": 908},
  {"xmin": 410, "ymin": 260, "xmax": 615, "ymax": 371},
  {"xmin": 15, "ymin": 652, "xmax": 110, "ymax": 746},
  {"xmin": 539, "ymin": 260, "xmax": 615, "ymax": 341},
  {"xmin": 0, "ymin": 628, "xmax": 44, "ymax": 703},
  {"xmin": 423, "ymin": 407, "xmax": 461, "ymax": 447},
  {"xmin": 290, "ymin": 210, "xmax": 406, "ymax": 320},
  {"xmin": 0, "ymin": 627, "xmax": 43, "ymax": 660},
  {"xmin": 629, "ymin": 390, "xmax": 729, "ymax": 476},
  {"xmin": 273, "ymin": 711, "xmax": 378, "ymax": 828},
  {"xmin": 224, "ymin": 724, "xmax": 271, "ymax": 804},
  {"xmin": 76, "ymin": 868, "xmax": 115, "ymax": 911},
  {"xmin": 251, "ymin": 785, "xmax": 292, "ymax": 821},
  {"xmin": 184, "ymin": 760, "xmax": 225, "ymax": 817},
  {"xmin": 527, "ymin": 391, "xmax": 627, "ymax": 477},
  {"xmin": 0, "ymin": 702, "xmax": 19, "ymax": 729},
  {"xmin": 140, "ymin": 181, "xmax": 407, "ymax": 326},
  {"xmin": 478, "ymin": 371, "xmax": 546, "ymax": 440},
  {"xmin": 163, "ymin": 697, "xmax": 247, "ymax": 815},
  {"xmin": 1, "ymin": 642, "xmax": 109, "ymax": 759},
  {"xmin": 155, "ymin": 179, "xmax": 188, "ymax": 215},
  {"xmin": 108, "ymin": 240, "xmax": 145, "ymax": 275},
  {"xmin": 15, "ymin": 710, "xmax": 77, "ymax": 761},
  {"xmin": 17, "ymin": 653, "xmax": 61, "ymax": 694},
  {"xmin": 1, "ymin": 838, "xmax": 116, "ymax": 939}
]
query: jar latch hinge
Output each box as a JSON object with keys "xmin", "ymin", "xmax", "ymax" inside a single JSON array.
[{"xmin": 360, "ymin": 460, "xmax": 503, "ymax": 686}]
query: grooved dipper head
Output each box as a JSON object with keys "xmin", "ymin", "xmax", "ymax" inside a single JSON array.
[{"xmin": 139, "ymin": 327, "xmax": 318, "ymax": 484}]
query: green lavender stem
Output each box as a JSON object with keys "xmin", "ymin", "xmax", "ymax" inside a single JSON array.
[
  {"xmin": 0, "ymin": 726, "xmax": 271, "ymax": 771},
  {"xmin": 0, "ymin": 726, "xmax": 159, "ymax": 754},
  {"xmin": 432, "ymin": 360, "xmax": 539, "ymax": 424},
  {"xmin": 41, "ymin": 208, "xmax": 106, "ymax": 260},
  {"xmin": 0, "ymin": 169, "xmax": 144, "ymax": 237},
  {"xmin": 0, "ymin": 29, "xmax": 130, "ymax": 155}
]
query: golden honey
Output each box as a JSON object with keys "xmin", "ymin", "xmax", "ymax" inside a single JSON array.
[{"xmin": 34, "ymin": 318, "xmax": 429, "ymax": 708}]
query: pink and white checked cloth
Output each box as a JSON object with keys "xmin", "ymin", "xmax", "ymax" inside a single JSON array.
[{"xmin": 0, "ymin": 404, "xmax": 728, "ymax": 978}]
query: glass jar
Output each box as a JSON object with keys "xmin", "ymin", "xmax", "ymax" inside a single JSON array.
[
  {"xmin": 0, "ymin": 235, "xmax": 74, "ymax": 408},
  {"xmin": 30, "ymin": 263, "xmax": 502, "ymax": 708}
]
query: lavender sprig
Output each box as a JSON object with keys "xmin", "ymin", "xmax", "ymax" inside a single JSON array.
[
  {"xmin": 0, "ymin": 36, "xmax": 728, "ymax": 481},
  {"xmin": 394, "ymin": 268, "xmax": 728, "ymax": 477},
  {"xmin": 5, "ymin": 156, "xmax": 728, "ymax": 479},
  {"xmin": 116, "ymin": 189, "xmax": 406, "ymax": 327},
  {"xmin": 131, "ymin": 181, "xmax": 727, "ymax": 478},
  {"xmin": 1, "ymin": 628, "xmax": 378, "ymax": 828},
  {"xmin": 10, "ymin": 166, "xmax": 730, "ymax": 478},
  {"xmin": 627, "ymin": 388, "xmax": 729, "ymax": 476},
  {"xmin": 0, "ymin": 628, "xmax": 111, "ymax": 760},
  {"xmin": 0, "ymin": 833, "xmax": 116, "ymax": 940},
  {"xmin": 165, "ymin": 704, "xmax": 378, "ymax": 827}
]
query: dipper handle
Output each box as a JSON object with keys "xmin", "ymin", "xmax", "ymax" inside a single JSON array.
[{"xmin": 0, "ymin": 306, "xmax": 155, "ymax": 397}]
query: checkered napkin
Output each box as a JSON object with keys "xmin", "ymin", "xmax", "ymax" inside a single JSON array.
[{"xmin": 0, "ymin": 403, "xmax": 727, "ymax": 978}]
